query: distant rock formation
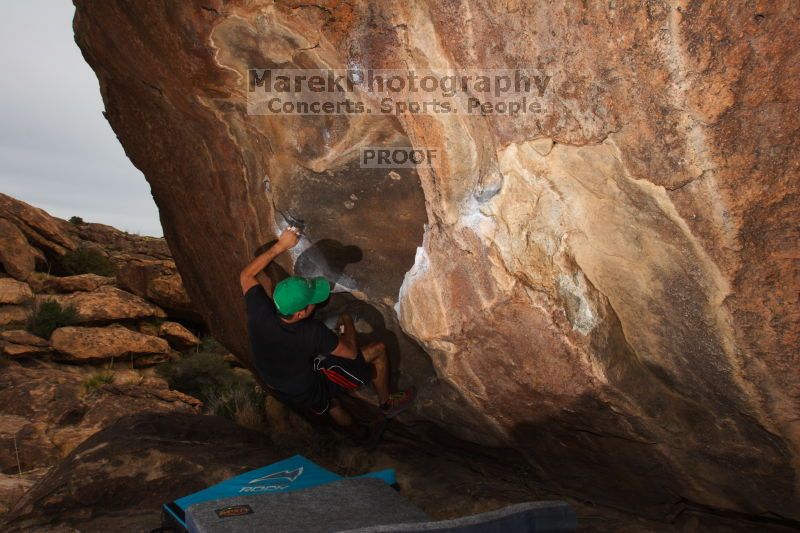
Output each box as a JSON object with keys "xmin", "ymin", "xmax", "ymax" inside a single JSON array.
[
  {"xmin": 0, "ymin": 192, "xmax": 208, "ymax": 381},
  {"xmin": 71, "ymin": 0, "xmax": 798, "ymax": 522},
  {"xmin": 0, "ymin": 193, "xmax": 199, "ymax": 334},
  {"xmin": 0, "ymin": 194, "xmax": 210, "ymax": 520}
]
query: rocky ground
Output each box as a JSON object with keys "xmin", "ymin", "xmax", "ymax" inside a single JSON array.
[{"xmin": 1, "ymin": 194, "xmax": 794, "ymax": 531}]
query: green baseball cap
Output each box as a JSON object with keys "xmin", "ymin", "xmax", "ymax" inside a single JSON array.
[{"xmin": 273, "ymin": 276, "xmax": 330, "ymax": 315}]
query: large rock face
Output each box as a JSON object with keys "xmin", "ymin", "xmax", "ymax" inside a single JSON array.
[{"xmin": 72, "ymin": 0, "xmax": 799, "ymax": 521}]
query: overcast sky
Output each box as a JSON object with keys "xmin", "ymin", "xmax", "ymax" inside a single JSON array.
[{"xmin": 0, "ymin": 3, "xmax": 162, "ymax": 237}]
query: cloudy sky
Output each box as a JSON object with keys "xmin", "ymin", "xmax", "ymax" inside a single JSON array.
[{"xmin": 0, "ymin": 3, "xmax": 162, "ymax": 236}]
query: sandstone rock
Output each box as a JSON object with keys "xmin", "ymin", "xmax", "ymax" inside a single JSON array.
[
  {"xmin": 0, "ymin": 279, "xmax": 33, "ymax": 305},
  {"xmin": 149, "ymin": 274, "xmax": 194, "ymax": 312},
  {"xmin": 0, "ymin": 306, "xmax": 29, "ymax": 327},
  {"xmin": 30, "ymin": 247, "xmax": 46, "ymax": 268},
  {"xmin": 158, "ymin": 321, "xmax": 199, "ymax": 350},
  {"xmin": 0, "ymin": 360, "xmax": 200, "ymax": 477},
  {"xmin": 101, "ymin": 379, "xmax": 201, "ymax": 409},
  {"xmin": 76, "ymin": 221, "xmax": 171, "ymax": 259},
  {"xmin": 2, "ymin": 343, "xmax": 50, "ymax": 358},
  {"xmin": 23, "ymin": 273, "xmax": 48, "ymax": 293},
  {"xmin": 50, "ymin": 325, "xmax": 170, "ymax": 363},
  {"xmin": 530, "ymin": 137, "xmax": 554, "ymax": 156},
  {"xmin": 73, "ymin": 0, "xmax": 800, "ymax": 522},
  {"xmin": 4, "ymin": 412, "xmax": 277, "ymax": 532},
  {"xmin": 1, "ymin": 330, "xmax": 48, "ymax": 347},
  {"xmin": 136, "ymin": 319, "xmax": 161, "ymax": 337},
  {"xmin": 28, "ymin": 273, "xmax": 115, "ymax": 294},
  {"xmin": 0, "ymin": 219, "xmax": 36, "ymax": 281},
  {"xmin": 0, "ymin": 415, "xmax": 58, "ymax": 479},
  {"xmin": 105, "ymin": 368, "xmax": 143, "ymax": 386},
  {"xmin": 0, "ymin": 468, "xmax": 49, "ymax": 517},
  {"xmin": 39, "ymin": 286, "xmax": 166, "ymax": 324},
  {"xmin": 0, "ymin": 193, "xmax": 76, "ymax": 256},
  {"xmin": 131, "ymin": 352, "xmax": 177, "ymax": 368},
  {"xmin": 116, "ymin": 258, "xmax": 198, "ymax": 320}
]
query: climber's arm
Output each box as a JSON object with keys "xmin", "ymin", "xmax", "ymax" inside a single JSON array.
[
  {"xmin": 254, "ymin": 271, "xmax": 274, "ymax": 297},
  {"xmin": 330, "ymin": 313, "xmax": 358, "ymax": 359},
  {"xmin": 239, "ymin": 228, "xmax": 299, "ymax": 295}
]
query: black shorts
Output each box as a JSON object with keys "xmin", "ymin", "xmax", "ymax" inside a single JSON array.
[
  {"xmin": 315, "ymin": 352, "xmax": 373, "ymax": 391},
  {"xmin": 309, "ymin": 353, "xmax": 374, "ymax": 415},
  {"xmin": 269, "ymin": 353, "xmax": 374, "ymax": 416}
]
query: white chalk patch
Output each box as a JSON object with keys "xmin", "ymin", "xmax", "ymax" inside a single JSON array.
[
  {"xmin": 395, "ymin": 245, "xmax": 430, "ymax": 317},
  {"xmin": 557, "ymin": 271, "xmax": 599, "ymax": 335}
]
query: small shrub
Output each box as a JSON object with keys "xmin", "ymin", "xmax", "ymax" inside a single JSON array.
[
  {"xmin": 157, "ymin": 352, "xmax": 242, "ymax": 402},
  {"xmin": 197, "ymin": 336, "xmax": 226, "ymax": 354},
  {"xmin": 56, "ymin": 247, "xmax": 115, "ymax": 277},
  {"xmin": 145, "ymin": 317, "xmax": 165, "ymax": 328},
  {"xmin": 68, "ymin": 216, "xmax": 84, "ymax": 225},
  {"xmin": 205, "ymin": 382, "xmax": 267, "ymax": 432},
  {"xmin": 157, "ymin": 339, "xmax": 268, "ymax": 432},
  {"xmin": 84, "ymin": 371, "xmax": 115, "ymax": 391},
  {"xmin": 27, "ymin": 300, "xmax": 77, "ymax": 339}
]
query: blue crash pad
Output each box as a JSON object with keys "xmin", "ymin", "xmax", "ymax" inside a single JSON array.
[{"xmin": 163, "ymin": 454, "xmax": 396, "ymax": 529}]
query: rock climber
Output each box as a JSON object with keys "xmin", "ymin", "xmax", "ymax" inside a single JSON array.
[{"xmin": 239, "ymin": 226, "xmax": 415, "ymax": 443}]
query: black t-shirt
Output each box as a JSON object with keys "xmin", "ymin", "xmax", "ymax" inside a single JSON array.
[{"xmin": 244, "ymin": 284, "xmax": 338, "ymax": 395}]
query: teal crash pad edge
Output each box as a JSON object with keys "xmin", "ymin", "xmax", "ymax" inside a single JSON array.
[{"xmin": 163, "ymin": 454, "xmax": 396, "ymax": 529}]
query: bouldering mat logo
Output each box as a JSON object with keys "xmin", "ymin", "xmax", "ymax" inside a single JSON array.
[
  {"xmin": 240, "ymin": 467, "xmax": 304, "ymax": 493},
  {"xmin": 215, "ymin": 504, "xmax": 253, "ymax": 518}
]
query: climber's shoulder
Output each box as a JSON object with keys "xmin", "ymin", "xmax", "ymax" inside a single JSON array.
[{"xmin": 243, "ymin": 284, "xmax": 277, "ymax": 322}]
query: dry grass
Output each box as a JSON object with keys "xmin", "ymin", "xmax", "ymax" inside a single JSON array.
[
  {"xmin": 205, "ymin": 383, "xmax": 268, "ymax": 433},
  {"xmin": 83, "ymin": 370, "xmax": 115, "ymax": 392},
  {"xmin": 158, "ymin": 346, "xmax": 270, "ymax": 433}
]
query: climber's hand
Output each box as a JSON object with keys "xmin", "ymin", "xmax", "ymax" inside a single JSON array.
[
  {"xmin": 331, "ymin": 313, "xmax": 358, "ymax": 359},
  {"xmin": 336, "ymin": 313, "xmax": 353, "ymax": 330},
  {"xmin": 277, "ymin": 227, "xmax": 301, "ymax": 251},
  {"xmin": 240, "ymin": 226, "xmax": 300, "ymax": 295}
]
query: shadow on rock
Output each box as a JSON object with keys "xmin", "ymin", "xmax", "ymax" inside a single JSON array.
[
  {"xmin": 294, "ymin": 239, "xmax": 363, "ymax": 289},
  {"xmin": 256, "ymin": 238, "xmax": 362, "ymax": 292}
]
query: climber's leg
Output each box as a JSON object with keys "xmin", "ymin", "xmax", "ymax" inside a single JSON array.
[
  {"xmin": 328, "ymin": 398, "xmax": 354, "ymax": 428},
  {"xmin": 362, "ymin": 341, "xmax": 415, "ymax": 418},
  {"xmin": 361, "ymin": 341, "xmax": 391, "ymax": 405}
]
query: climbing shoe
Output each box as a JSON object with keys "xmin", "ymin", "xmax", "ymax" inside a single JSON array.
[{"xmin": 380, "ymin": 387, "xmax": 416, "ymax": 419}]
